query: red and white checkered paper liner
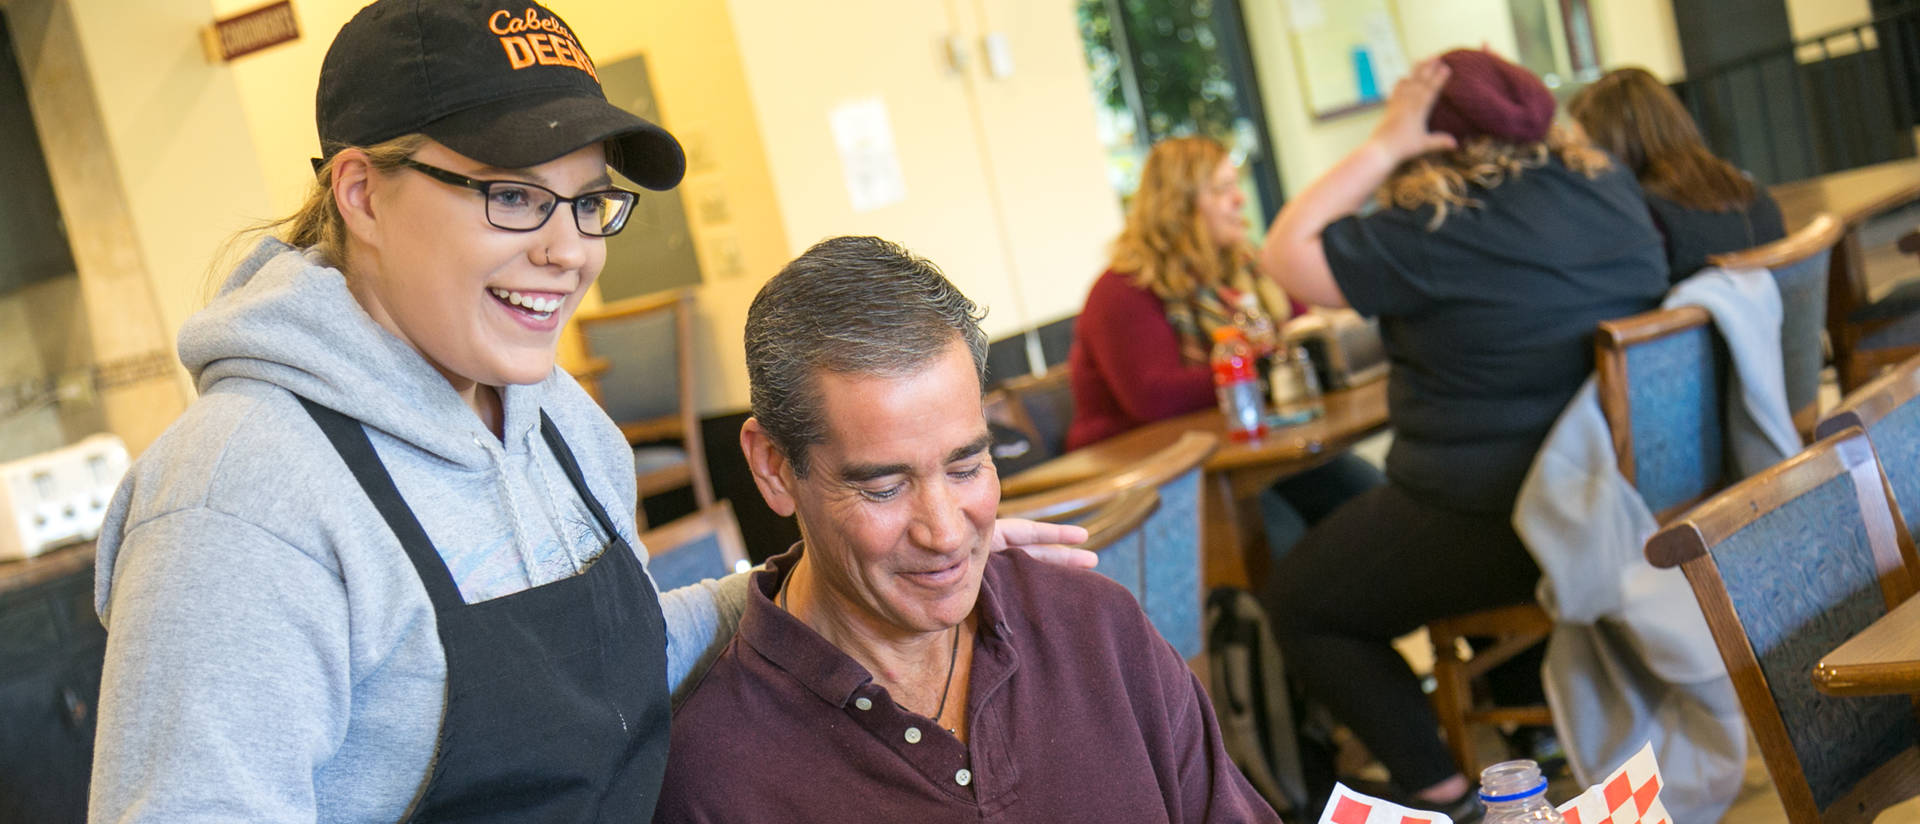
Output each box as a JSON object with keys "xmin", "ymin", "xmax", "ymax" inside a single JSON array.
[
  {"xmin": 1557, "ymin": 742, "xmax": 1669, "ymax": 824},
  {"xmin": 1317, "ymin": 785, "xmax": 1453, "ymax": 824},
  {"xmin": 1313, "ymin": 741, "xmax": 1668, "ymax": 824}
]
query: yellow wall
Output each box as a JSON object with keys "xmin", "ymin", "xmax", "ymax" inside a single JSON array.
[
  {"xmin": 1591, "ymin": 0, "xmax": 1683, "ymax": 79},
  {"xmin": 39, "ymin": 0, "xmax": 1116, "ymax": 424},
  {"xmin": 726, "ymin": 0, "xmax": 1118, "ymax": 346},
  {"xmin": 1245, "ymin": 0, "xmax": 1689, "ymax": 193},
  {"xmin": 1244, "ymin": 0, "xmax": 1528, "ymax": 198},
  {"xmin": 6, "ymin": 0, "xmax": 276, "ymax": 453},
  {"xmin": 62, "ymin": 0, "xmax": 273, "ymax": 349},
  {"xmin": 968, "ymin": 0, "xmax": 1126, "ymax": 329},
  {"xmin": 212, "ymin": 0, "xmax": 790, "ymax": 415},
  {"xmin": 1788, "ymin": 0, "xmax": 1871, "ymax": 43}
]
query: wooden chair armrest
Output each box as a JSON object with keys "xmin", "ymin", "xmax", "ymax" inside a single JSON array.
[{"xmin": 571, "ymin": 356, "xmax": 612, "ymax": 380}]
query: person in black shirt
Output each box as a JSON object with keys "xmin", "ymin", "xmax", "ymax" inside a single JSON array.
[
  {"xmin": 1570, "ymin": 67, "xmax": 1787, "ymax": 281},
  {"xmin": 1256, "ymin": 50, "xmax": 1669, "ymax": 819}
]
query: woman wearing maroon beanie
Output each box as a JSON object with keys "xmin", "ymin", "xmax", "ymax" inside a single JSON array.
[{"xmin": 1255, "ymin": 50, "xmax": 1669, "ymax": 818}]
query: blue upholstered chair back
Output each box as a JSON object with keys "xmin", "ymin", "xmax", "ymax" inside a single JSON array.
[
  {"xmin": 639, "ymin": 503, "xmax": 747, "ymax": 593},
  {"xmin": 1621, "ymin": 321, "xmax": 1728, "ymax": 514},
  {"xmin": 999, "ymin": 432, "xmax": 1214, "ymax": 658},
  {"xmin": 1053, "ymin": 469, "xmax": 1203, "ymax": 657},
  {"xmin": 1818, "ymin": 356, "xmax": 1920, "ymax": 554},
  {"xmin": 1135, "ymin": 468, "xmax": 1203, "ymax": 658},
  {"xmin": 1707, "ymin": 473, "xmax": 1920, "ymax": 810},
  {"xmin": 1004, "ymin": 367, "xmax": 1075, "ymax": 460},
  {"xmin": 579, "ymin": 303, "xmax": 682, "ymax": 426},
  {"xmin": 1769, "ymin": 249, "xmax": 1831, "ymax": 423},
  {"xmin": 1862, "ymin": 397, "xmax": 1920, "ymax": 543},
  {"xmin": 647, "ymin": 530, "xmax": 731, "ymax": 592}
]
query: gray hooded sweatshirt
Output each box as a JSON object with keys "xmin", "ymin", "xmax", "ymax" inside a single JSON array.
[{"xmin": 89, "ymin": 239, "xmax": 746, "ymax": 822}]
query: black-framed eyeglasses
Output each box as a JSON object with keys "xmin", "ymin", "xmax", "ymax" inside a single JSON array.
[{"xmin": 397, "ymin": 157, "xmax": 639, "ymax": 237}]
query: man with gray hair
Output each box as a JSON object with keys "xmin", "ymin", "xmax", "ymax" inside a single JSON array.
[{"xmin": 653, "ymin": 236, "xmax": 1276, "ymax": 822}]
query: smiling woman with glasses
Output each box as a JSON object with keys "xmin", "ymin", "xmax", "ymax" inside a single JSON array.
[{"xmin": 85, "ymin": 1, "xmax": 1091, "ymax": 821}]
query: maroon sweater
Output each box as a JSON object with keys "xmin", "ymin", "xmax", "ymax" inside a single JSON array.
[
  {"xmin": 654, "ymin": 547, "xmax": 1278, "ymax": 823},
  {"xmin": 1066, "ymin": 270, "xmax": 1219, "ymax": 450}
]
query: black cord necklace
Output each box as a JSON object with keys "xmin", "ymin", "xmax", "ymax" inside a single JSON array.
[
  {"xmin": 930, "ymin": 624, "xmax": 960, "ymax": 732},
  {"xmin": 780, "ymin": 577, "xmax": 960, "ymax": 731}
]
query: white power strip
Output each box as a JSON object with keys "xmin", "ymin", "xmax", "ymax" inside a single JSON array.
[{"xmin": 0, "ymin": 434, "xmax": 129, "ymax": 562}]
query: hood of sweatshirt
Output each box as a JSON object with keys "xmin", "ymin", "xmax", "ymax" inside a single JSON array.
[
  {"xmin": 180, "ymin": 238, "xmax": 539, "ymax": 468},
  {"xmin": 97, "ymin": 237, "xmax": 642, "ymax": 621}
]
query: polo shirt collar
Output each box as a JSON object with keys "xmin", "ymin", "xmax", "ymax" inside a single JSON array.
[{"xmin": 739, "ymin": 543, "xmax": 1017, "ymax": 709}]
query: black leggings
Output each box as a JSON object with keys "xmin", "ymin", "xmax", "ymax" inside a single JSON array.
[{"xmin": 1258, "ymin": 481, "xmax": 1541, "ymax": 792}]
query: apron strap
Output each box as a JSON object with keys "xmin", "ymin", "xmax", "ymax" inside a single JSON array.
[
  {"xmin": 298, "ymin": 396, "xmax": 465, "ymax": 612},
  {"xmin": 538, "ymin": 411, "xmax": 628, "ymax": 550}
]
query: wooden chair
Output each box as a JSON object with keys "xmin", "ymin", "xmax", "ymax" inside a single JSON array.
[
  {"xmin": 1816, "ymin": 352, "xmax": 1920, "ymax": 575},
  {"xmin": 573, "ymin": 288, "xmax": 712, "ymax": 527},
  {"xmin": 999, "ymin": 431, "xmax": 1217, "ymax": 657},
  {"xmin": 997, "ymin": 364, "xmax": 1075, "ymax": 462},
  {"xmin": 1426, "ymin": 306, "xmax": 1723, "ymax": 775},
  {"xmin": 637, "ymin": 500, "xmax": 748, "ymax": 593},
  {"xmin": 1646, "ymin": 429, "xmax": 1920, "ymax": 824},
  {"xmin": 1424, "ymin": 604, "xmax": 1556, "ymax": 777},
  {"xmin": 1001, "ymin": 485, "xmax": 1161, "ymax": 606},
  {"xmin": 983, "ymin": 387, "xmax": 1048, "ymax": 477},
  {"xmin": 1428, "ymin": 306, "xmax": 1733, "ymax": 776},
  {"xmin": 1708, "ymin": 212, "xmax": 1842, "ymax": 437},
  {"xmin": 1826, "ymin": 212, "xmax": 1920, "ymax": 393},
  {"xmin": 1595, "ymin": 305, "xmax": 1729, "ymax": 522}
]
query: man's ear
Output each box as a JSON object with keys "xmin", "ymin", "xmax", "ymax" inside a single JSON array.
[
  {"xmin": 331, "ymin": 148, "xmax": 380, "ymax": 245},
  {"xmin": 740, "ymin": 418, "xmax": 798, "ymax": 517}
]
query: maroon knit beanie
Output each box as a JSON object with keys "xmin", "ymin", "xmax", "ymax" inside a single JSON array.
[{"xmin": 1426, "ymin": 49, "xmax": 1555, "ymax": 144}]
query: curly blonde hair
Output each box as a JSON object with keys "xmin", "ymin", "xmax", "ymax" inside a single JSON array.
[
  {"xmin": 1109, "ymin": 136, "xmax": 1252, "ymax": 300},
  {"xmin": 1380, "ymin": 125, "xmax": 1611, "ymax": 229}
]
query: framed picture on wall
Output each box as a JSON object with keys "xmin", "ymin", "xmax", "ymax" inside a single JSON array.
[{"xmin": 1285, "ymin": 0, "xmax": 1409, "ymax": 120}]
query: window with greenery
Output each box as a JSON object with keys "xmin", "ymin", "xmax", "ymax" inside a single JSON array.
[{"xmin": 1077, "ymin": 0, "xmax": 1281, "ymax": 233}]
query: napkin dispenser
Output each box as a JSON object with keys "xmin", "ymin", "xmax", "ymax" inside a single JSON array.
[
  {"xmin": 0, "ymin": 434, "xmax": 128, "ymax": 562},
  {"xmin": 1282, "ymin": 310, "xmax": 1388, "ymax": 390}
]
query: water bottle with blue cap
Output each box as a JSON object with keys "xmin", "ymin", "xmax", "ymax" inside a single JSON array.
[{"xmin": 1479, "ymin": 759, "xmax": 1565, "ymax": 823}]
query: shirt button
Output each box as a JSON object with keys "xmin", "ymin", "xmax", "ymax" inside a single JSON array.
[
  {"xmin": 854, "ymin": 697, "xmax": 873, "ymax": 711},
  {"xmin": 904, "ymin": 727, "xmax": 922, "ymax": 744},
  {"xmin": 955, "ymin": 768, "xmax": 973, "ymax": 786}
]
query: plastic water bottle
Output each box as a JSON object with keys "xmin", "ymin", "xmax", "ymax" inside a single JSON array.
[
  {"xmin": 1211, "ymin": 326, "xmax": 1267, "ymax": 442},
  {"xmin": 1231, "ymin": 296, "xmax": 1278, "ymax": 400},
  {"xmin": 1480, "ymin": 759, "xmax": 1565, "ymax": 823},
  {"xmin": 1269, "ymin": 344, "xmax": 1325, "ymax": 421}
]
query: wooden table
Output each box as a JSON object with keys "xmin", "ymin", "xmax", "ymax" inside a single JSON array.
[
  {"xmin": 1813, "ymin": 593, "xmax": 1920, "ymax": 697},
  {"xmin": 1771, "ymin": 158, "xmax": 1920, "ymax": 390},
  {"xmin": 1772, "ymin": 157, "xmax": 1920, "ymax": 231},
  {"xmin": 1002, "ymin": 379, "xmax": 1390, "ymax": 589},
  {"xmin": 0, "ymin": 541, "xmax": 96, "ymax": 596}
]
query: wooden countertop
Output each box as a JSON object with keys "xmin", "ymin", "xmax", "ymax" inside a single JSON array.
[{"xmin": 0, "ymin": 542, "xmax": 97, "ymax": 596}]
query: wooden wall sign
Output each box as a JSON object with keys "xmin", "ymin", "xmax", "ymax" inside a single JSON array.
[{"xmin": 203, "ymin": 1, "xmax": 299, "ymax": 63}]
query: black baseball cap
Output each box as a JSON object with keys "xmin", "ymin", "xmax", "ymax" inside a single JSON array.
[{"xmin": 316, "ymin": 0, "xmax": 684, "ymax": 190}]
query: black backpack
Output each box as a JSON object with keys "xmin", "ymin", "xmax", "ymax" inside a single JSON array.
[{"xmin": 1205, "ymin": 588, "xmax": 1338, "ymax": 823}]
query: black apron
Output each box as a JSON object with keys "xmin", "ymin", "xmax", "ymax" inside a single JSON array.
[{"xmin": 300, "ymin": 398, "xmax": 670, "ymax": 822}]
